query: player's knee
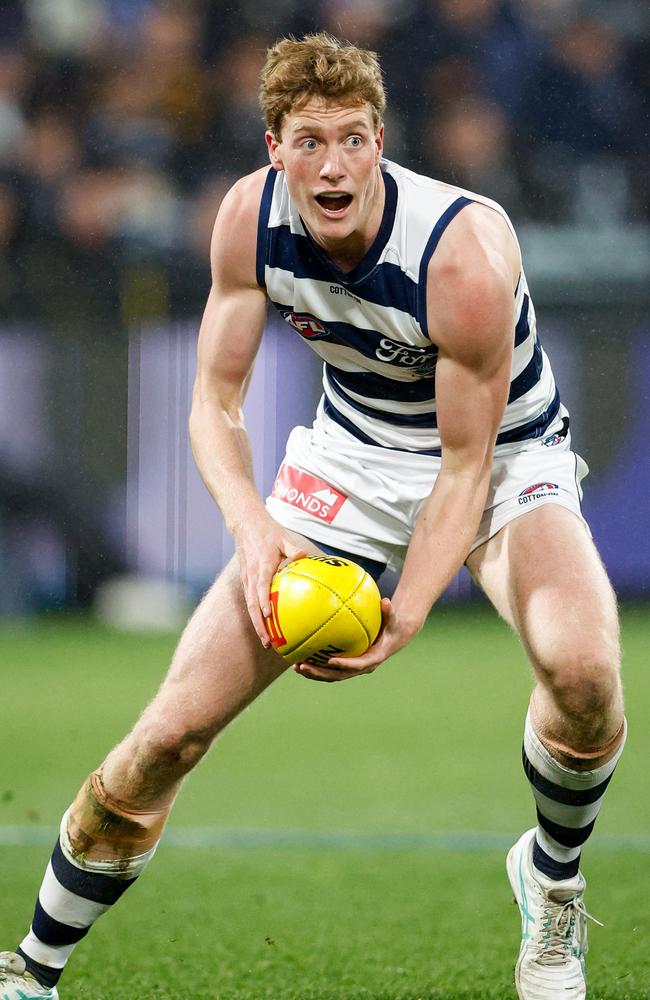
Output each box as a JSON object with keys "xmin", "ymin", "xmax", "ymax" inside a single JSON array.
[
  {"xmin": 135, "ymin": 723, "xmax": 214, "ymax": 778},
  {"xmin": 158, "ymin": 728, "xmax": 213, "ymax": 770},
  {"xmin": 541, "ymin": 641, "xmax": 621, "ymax": 721}
]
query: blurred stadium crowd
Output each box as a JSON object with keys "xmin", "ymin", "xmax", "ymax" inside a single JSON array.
[
  {"xmin": 1, "ymin": 0, "xmax": 649, "ymax": 326},
  {"xmin": 1, "ymin": 0, "xmax": 649, "ymax": 614}
]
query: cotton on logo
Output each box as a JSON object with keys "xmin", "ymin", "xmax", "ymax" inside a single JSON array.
[
  {"xmin": 518, "ymin": 482, "xmax": 559, "ymax": 505},
  {"xmin": 281, "ymin": 310, "xmax": 329, "ymax": 339},
  {"xmin": 271, "ymin": 465, "xmax": 347, "ymax": 523}
]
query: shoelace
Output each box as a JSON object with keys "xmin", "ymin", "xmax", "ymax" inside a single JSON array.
[{"xmin": 536, "ymin": 896, "xmax": 603, "ymax": 967}]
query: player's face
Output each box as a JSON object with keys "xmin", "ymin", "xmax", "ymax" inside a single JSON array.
[{"xmin": 266, "ymin": 100, "xmax": 384, "ymax": 248}]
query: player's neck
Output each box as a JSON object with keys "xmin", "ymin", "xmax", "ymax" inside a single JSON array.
[{"xmin": 308, "ymin": 167, "xmax": 386, "ymax": 274}]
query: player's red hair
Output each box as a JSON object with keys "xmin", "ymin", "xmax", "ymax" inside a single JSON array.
[{"xmin": 259, "ymin": 33, "xmax": 386, "ymax": 139}]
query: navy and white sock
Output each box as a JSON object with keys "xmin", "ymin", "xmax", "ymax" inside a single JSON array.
[
  {"xmin": 523, "ymin": 711, "xmax": 626, "ymax": 881},
  {"xmin": 17, "ymin": 811, "xmax": 156, "ymax": 989}
]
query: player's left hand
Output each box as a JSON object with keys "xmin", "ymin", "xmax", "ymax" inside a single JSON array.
[{"xmin": 292, "ymin": 598, "xmax": 421, "ymax": 682}]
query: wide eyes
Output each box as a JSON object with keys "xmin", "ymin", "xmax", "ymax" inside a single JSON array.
[{"xmin": 299, "ymin": 135, "xmax": 365, "ymax": 151}]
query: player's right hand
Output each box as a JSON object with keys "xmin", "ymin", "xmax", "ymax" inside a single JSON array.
[{"xmin": 233, "ymin": 519, "xmax": 307, "ymax": 648}]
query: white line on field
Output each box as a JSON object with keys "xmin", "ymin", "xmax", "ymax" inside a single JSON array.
[{"xmin": 1, "ymin": 826, "xmax": 650, "ymax": 852}]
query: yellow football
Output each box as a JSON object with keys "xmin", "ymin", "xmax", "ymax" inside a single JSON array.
[{"xmin": 265, "ymin": 556, "xmax": 382, "ymax": 667}]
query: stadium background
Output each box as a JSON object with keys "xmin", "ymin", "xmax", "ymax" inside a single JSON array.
[
  {"xmin": 1, "ymin": 0, "xmax": 649, "ymax": 612},
  {"xmin": 1, "ymin": 3, "xmax": 650, "ymax": 998}
]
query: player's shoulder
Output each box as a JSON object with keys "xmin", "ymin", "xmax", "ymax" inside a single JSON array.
[
  {"xmin": 388, "ymin": 158, "xmax": 517, "ymax": 241},
  {"xmin": 384, "ymin": 159, "xmax": 518, "ymax": 277},
  {"xmin": 210, "ymin": 167, "xmax": 272, "ymax": 288},
  {"xmin": 386, "ymin": 157, "xmax": 486, "ymax": 206},
  {"xmin": 413, "ymin": 172, "xmax": 520, "ymax": 351},
  {"xmin": 427, "ymin": 205, "xmax": 519, "ymax": 341},
  {"xmin": 435, "ymin": 199, "xmax": 518, "ymax": 274},
  {"xmin": 214, "ymin": 167, "xmax": 271, "ymax": 233},
  {"xmin": 419, "ymin": 172, "xmax": 520, "ymax": 293}
]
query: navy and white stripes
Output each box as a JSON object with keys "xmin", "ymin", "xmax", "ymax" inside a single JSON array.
[
  {"xmin": 17, "ymin": 812, "xmax": 155, "ymax": 988},
  {"xmin": 258, "ymin": 158, "xmax": 560, "ymax": 456},
  {"xmin": 523, "ymin": 713, "xmax": 626, "ymax": 880}
]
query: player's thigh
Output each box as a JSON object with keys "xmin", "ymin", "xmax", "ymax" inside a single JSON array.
[
  {"xmin": 102, "ymin": 539, "xmax": 334, "ymax": 798},
  {"xmin": 131, "ymin": 556, "xmax": 288, "ymax": 752},
  {"xmin": 137, "ymin": 532, "xmax": 330, "ymax": 741},
  {"xmin": 466, "ymin": 505, "xmax": 620, "ymax": 683}
]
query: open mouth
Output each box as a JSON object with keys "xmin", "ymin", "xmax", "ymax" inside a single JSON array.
[{"xmin": 315, "ymin": 192, "xmax": 353, "ymax": 215}]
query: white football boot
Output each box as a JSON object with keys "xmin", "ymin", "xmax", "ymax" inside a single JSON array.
[
  {"xmin": 507, "ymin": 829, "xmax": 601, "ymax": 1000},
  {"xmin": 0, "ymin": 953, "xmax": 59, "ymax": 999}
]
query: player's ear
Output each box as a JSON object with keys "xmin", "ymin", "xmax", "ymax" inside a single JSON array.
[
  {"xmin": 374, "ymin": 123, "xmax": 384, "ymax": 163},
  {"xmin": 266, "ymin": 131, "xmax": 284, "ymax": 171}
]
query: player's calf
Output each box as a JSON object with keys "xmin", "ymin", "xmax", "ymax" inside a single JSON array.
[
  {"xmin": 10, "ymin": 561, "xmax": 286, "ymax": 991},
  {"xmin": 510, "ymin": 704, "xmax": 626, "ymax": 1000},
  {"xmin": 66, "ymin": 768, "xmax": 173, "ymax": 858},
  {"xmin": 14, "ymin": 770, "xmax": 163, "ymax": 991},
  {"xmin": 13, "ymin": 684, "xmax": 236, "ymax": 989}
]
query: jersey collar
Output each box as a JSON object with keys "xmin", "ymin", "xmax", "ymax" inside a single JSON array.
[{"xmin": 300, "ymin": 168, "xmax": 398, "ymax": 286}]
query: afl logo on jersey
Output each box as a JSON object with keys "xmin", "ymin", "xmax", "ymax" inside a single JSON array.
[{"xmin": 281, "ymin": 310, "xmax": 329, "ymax": 340}]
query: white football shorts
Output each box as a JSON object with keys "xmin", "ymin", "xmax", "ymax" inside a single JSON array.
[{"xmin": 265, "ymin": 401, "xmax": 589, "ymax": 574}]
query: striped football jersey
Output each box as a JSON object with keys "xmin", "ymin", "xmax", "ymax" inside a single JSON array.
[{"xmin": 256, "ymin": 158, "xmax": 560, "ymax": 456}]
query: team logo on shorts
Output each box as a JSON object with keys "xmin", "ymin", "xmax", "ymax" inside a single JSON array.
[
  {"xmin": 280, "ymin": 310, "xmax": 329, "ymax": 340},
  {"xmin": 542, "ymin": 417, "xmax": 570, "ymax": 447},
  {"xmin": 271, "ymin": 465, "xmax": 347, "ymax": 523},
  {"xmin": 518, "ymin": 482, "xmax": 559, "ymax": 505}
]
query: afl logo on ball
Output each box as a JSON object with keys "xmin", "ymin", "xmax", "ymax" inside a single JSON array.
[{"xmin": 518, "ymin": 482, "xmax": 559, "ymax": 505}]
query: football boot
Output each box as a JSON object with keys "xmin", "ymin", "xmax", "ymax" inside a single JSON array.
[
  {"xmin": 0, "ymin": 952, "xmax": 59, "ymax": 999},
  {"xmin": 507, "ymin": 828, "xmax": 600, "ymax": 999}
]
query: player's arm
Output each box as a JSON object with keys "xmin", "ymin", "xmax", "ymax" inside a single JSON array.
[
  {"xmin": 190, "ymin": 171, "xmax": 306, "ymax": 644},
  {"xmin": 305, "ymin": 204, "xmax": 518, "ymax": 679},
  {"xmin": 388, "ymin": 205, "xmax": 518, "ymax": 627}
]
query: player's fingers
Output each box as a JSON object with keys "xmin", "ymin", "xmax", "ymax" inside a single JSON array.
[
  {"xmin": 293, "ymin": 663, "xmax": 371, "ymax": 682},
  {"xmin": 294, "ymin": 670, "xmax": 338, "ymax": 683},
  {"xmin": 254, "ymin": 550, "xmax": 285, "ymax": 620},
  {"xmin": 327, "ymin": 654, "xmax": 378, "ymax": 671},
  {"xmin": 328, "ymin": 636, "xmax": 390, "ymax": 670},
  {"xmin": 256, "ymin": 575, "xmax": 273, "ymax": 621},
  {"xmin": 250, "ymin": 602, "xmax": 272, "ymax": 647},
  {"xmin": 327, "ymin": 600, "xmax": 395, "ymax": 669},
  {"xmin": 239, "ymin": 564, "xmax": 256, "ymax": 623},
  {"xmin": 376, "ymin": 597, "xmax": 393, "ymax": 633},
  {"xmin": 282, "ymin": 542, "xmax": 308, "ymax": 564},
  {"xmin": 242, "ymin": 574, "xmax": 272, "ymax": 647}
]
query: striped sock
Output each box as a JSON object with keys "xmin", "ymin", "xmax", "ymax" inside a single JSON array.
[
  {"xmin": 16, "ymin": 811, "xmax": 156, "ymax": 988},
  {"xmin": 523, "ymin": 711, "xmax": 626, "ymax": 881}
]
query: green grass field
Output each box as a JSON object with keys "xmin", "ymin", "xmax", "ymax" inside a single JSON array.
[{"xmin": 1, "ymin": 605, "xmax": 649, "ymax": 999}]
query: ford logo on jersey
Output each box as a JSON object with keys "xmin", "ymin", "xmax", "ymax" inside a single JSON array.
[{"xmin": 375, "ymin": 339, "xmax": 437, "ymax": 376}]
